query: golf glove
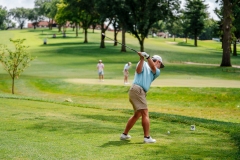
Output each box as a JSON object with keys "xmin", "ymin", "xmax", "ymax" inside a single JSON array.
[{"xmin": 141, "ymin": 52, "xmax": 150, "ymax": 59}]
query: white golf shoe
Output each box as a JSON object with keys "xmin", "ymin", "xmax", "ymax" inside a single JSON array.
[
  {"xmin": 144, "ymin": 136, "xmax": 156, "ymax": 143},
  {"xmin": 120, "ymin": 133, "xmax": 131, "ymax": 140}
]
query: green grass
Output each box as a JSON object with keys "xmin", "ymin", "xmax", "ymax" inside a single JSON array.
[{"xmin": 0, "ymin": 28, "xmax": 240, "ymax": 159}]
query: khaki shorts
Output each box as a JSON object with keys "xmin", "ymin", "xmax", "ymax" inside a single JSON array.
[
  {"xmin": 124, "ymin": 71, "xmax": 129, "ymax": 76},
  {"xmin": 129, "ymin": 84, "xmax": 147, "ymax": 111}
]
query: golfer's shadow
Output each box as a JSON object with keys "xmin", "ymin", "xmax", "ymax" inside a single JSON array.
[{"xmin": 99, "ymin": 140, "xmax": 142, "ymax": 147}]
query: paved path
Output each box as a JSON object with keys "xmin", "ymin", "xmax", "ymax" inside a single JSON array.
[{"xmin": 65, "ymin": 78, "xmax": 240, "ymax": 88}]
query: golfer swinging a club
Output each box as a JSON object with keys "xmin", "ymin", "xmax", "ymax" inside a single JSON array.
[{"xmin": 120, "ymin": 51, "xmax": 164, "ymax": 143}]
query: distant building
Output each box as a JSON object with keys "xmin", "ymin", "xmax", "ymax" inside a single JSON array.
[
  {"xmin": 28, "ymin": 21, "xmax": 58, "ymax": 28},
  {"xmin": 157, "ymin": 32, "xmax": 166, "ymax": 38}
]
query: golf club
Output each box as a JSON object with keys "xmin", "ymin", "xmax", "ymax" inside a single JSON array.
[
  {"xmin": 101, "ymin": 33, "xmax": 138, "ymax": 53},
  {"xmin": 102, "ymin": 33, "xmax": 164, "ymax": 68}
]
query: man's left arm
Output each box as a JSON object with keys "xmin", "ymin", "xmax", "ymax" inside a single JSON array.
[{"xmin": 140, "ymin": 52, "xmax": 156, "ymax": 74}]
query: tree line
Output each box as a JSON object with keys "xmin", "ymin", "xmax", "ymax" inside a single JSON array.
[{"xmin": 0, "ymin": 0, "xmax": 239, "ymax": 67}]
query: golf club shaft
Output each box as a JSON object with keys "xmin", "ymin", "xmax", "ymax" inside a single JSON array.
[{"xmin": 102, "ymin": 33, "xmax": 138, "ymax": 53}]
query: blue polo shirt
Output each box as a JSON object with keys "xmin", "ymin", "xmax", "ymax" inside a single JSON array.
[{"xmin": 133, "ymin": 61, "xmax": 160, "ymax": 92}]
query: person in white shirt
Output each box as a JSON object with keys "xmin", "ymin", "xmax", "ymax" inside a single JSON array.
[
  {"xmin": 97, "ymin": 60, "xmax": 104, "ymax": 81},
  {"xmin": 123, "ymin": 62, "xmax": 132, "ymax": 84}
]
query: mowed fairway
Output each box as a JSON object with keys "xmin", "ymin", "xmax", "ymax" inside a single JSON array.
[{"xmin": 0, "ymin": 28, "xmax": 240, "ymax": 159}]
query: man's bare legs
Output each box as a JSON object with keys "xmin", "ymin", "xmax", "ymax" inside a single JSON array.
[
  {"xmin": 123, "ymin": 109, "xmax": 150, "ymax": 137},
  {"xmin": 141, "ymin": 109, "xmax": 150, "ymax": 137},
  {"xmin": 124, "ymin": 75, "xmax": 128, "ymax": 83},
  {"xmin": 124, "ymin": 71, "xmax": 129, "ymax": 84}
]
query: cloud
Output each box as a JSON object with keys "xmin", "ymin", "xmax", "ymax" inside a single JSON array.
[
  {"xmin": 0, "ymin": 0, "xmax": 35, "ymax": 10},
  {"xmin": 181, "ymin": 0, "xmax": 220, "ymax": 20},
  {"xmin": 207, "ymin": 1, "xmax": 220, "ymax": 19}
]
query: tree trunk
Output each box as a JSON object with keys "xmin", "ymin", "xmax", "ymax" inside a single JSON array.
[
  {"xmin": 114, "ymin": 29, "xmax": 118, "ymax": 46},
  {"xmin": 121, "ymin": 28, "xmax": 126, "ymax": 52},
  {"xmin": 194, "ymin": 34, "xmax": 198, "ymax": 46},
  {"xmin": 140, "ymin": 38, "xmax": 145, "ymax": 52},
  {"xmin": 92, "ymin": 24, "xmax": 96, "ymax": 33},
  {"xmin": 76, "ymin": 23, "xmax": 78, "ymax": 37},
  {"xmin": 12, "ymin": 77, "xmax": 14, "ymax": 94},
  {"xmin": 233, "ymin": 41, "xmax": 237, "ymax": 56},
  {"xmin": 185, "ymin": 34, "xmax": 188, "ymax": 43},
  {"xmin": 58, "ymin": 25, "xmax": 62, "ymax": 32},
  {"xmin": 48, "ymin": 18, "xmax": 51, "ymax": 29},
  {"xmin": 100, "ymin": 22, "xmax": 105, "ymax": 48},
  {"xmin": 221, "ymin": 0, "xmax": 232, "ymax": 67},
  {"xmin": 84, "ymin": 29, "xmax": 88, "ymax": 43},
  {"xmin": 50, "ymin": 19, "xmax": 53, "ymax": 30}
]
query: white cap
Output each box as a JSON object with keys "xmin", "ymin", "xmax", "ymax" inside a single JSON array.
[{"xmin": 152, "ymin": 55, "xmax": 164, "ymax": 68}]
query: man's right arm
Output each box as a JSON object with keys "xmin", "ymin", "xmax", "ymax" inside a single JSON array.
[
  {"xmin": 147, "ymin": 58, "xmax": 156, "ymax": 74},
  {"xmin": 136, "ymin": 52, "xmax": 144, "ymax": 74}
]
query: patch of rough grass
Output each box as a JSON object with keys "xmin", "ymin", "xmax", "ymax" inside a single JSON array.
[{"xmin": 0, "ymin": 97, "xmax": 239, "ymax": 159}]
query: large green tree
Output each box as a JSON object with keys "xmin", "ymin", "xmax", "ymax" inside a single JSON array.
[
  {"xmin": 0, "ymin": 6, "xmax": 8, "ymax": 30},
  {"xmin": 112, "ymin": 0, "xmax": 133, "ymax": 52},
  {"xmin": 56, "ymin": 0, "xmax": 99, "ymax": 41},
  {"xmin": 122, "ymin": 0, "xmax": 181, "ymax": 51},
  {"xmin": 183, "ymin": 0, "xmax": 208, "ymax": 47},
  {"xmin": 164, "ymin": 0, "xmax": 182, "ymax": 40},
  {"xmin": 60, "ymin": 0, "xmax": 82, "ymax": 35},
  {"xmin": 28, "ymin": 8, "xmax": 44, "ymax": 29},
  {"xmin": 55, "ymin": 0, "xmax": 75, "ymax": 33},
  {"xmin": 48, "ymin": 0, "xmax": 60, "ymax": 30},
  {"xmin": 216, "ymin": 0, "xmax": 239, "ymax": 67},
  {"xmin": 34, "ymin": 0, "xmax": 60, "ymax": 30},
  {"xmin": 214, "ymin": 0, "xmax": 240, "ymax": 67},
  {"xmin": 5, "ymin": 13, "xmax": 16, "ymax": 30},
  {"xmin": 78, "ymin": 0, "xmax": 99, "ymax": 43},
  {"xmin": 199, "ymin": 18, "xmax": 219, "ymax": 40},
  {"xmin": 221, "ymin": 0, "xmax": 233, "ymax": 66},
  {"xmin": 168, "ymin": 17, "xmax": 183, "ymax": 41},
  {"xmin": 95, "ymin": 0, "xmax": 116, "ymax": 48},
  {"xmin": 9, "ymin": 7, "xmax": 30, "ymax": 29}
]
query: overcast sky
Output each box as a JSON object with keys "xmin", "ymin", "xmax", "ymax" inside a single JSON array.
[
  {"xmin": 0, "ymin": 0, "xmax": 35, "ymax": 9},
  {"xmin": 0, "ymin": 0, "xmax": 219, "ymax": 20}
]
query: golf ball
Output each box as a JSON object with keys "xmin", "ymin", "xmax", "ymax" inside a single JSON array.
[{"xmin": 167, "ymin": 131, "xmax": 170, "ymax": 134}]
